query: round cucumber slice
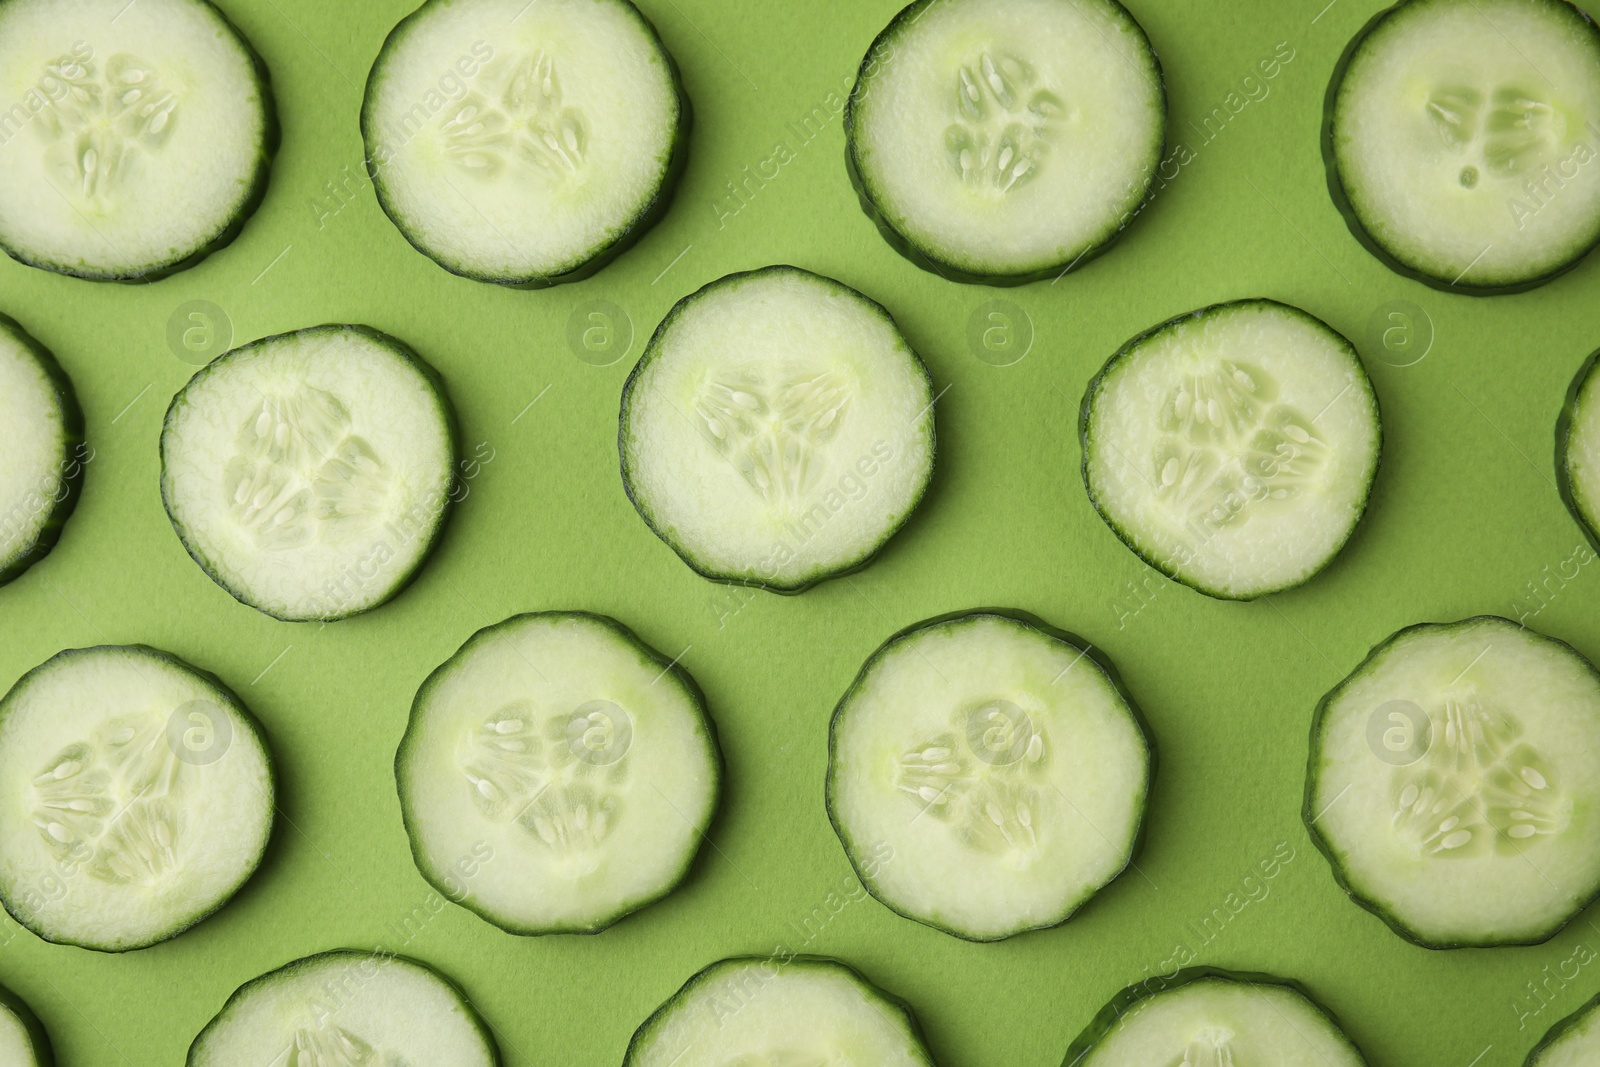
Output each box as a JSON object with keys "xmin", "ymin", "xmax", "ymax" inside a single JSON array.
[
  {"xmin": 846, "ymin": 0, "xmax": 1165, "ymax": 284},
  {"xmin": 827, "ymin": 609, "xmax": 1151, "ymax": 942},
  {"xmin": 1558, "ymin": 349, "xmax": 1600, "ymax": 549},
  {"xmin": 160, "ymin": 324, "xmax": 459, "ymax": 622},
  {"xmin": 0, "ymin": 645, "xmax": 274, "ymax": 952},
  {"xmin": 1081, "ymin": 299, "xmax": 1382, "ymax": 601},
  {"xmin": 0, "ymin": 312, "xmax": 83, "ymax": 587},
  {"xmin": 1327, "ymin": 0, "xmax": 1600, "ymax": 293},
  {"xmin": 1065, "ymin": 968, "xmax": 1368, "ymax": 1067},
  {"xmin": 1527, "ymin": 991, "xmax": 1600, "ymax": 1066},
  {"xmin": 1306, "ymin": 617, "xmax": 1600, "ymax": 948},
  {"xmin": 620, "ymin": 266, "xmax": 936, "ymax": 593},
  {"xmin": 188, "ymin": 950, "xmax": 498, "ymax": 1066},
  {"xmin": 624, "ymin": 956, "xmax": 935, "ymax": 1067},
  {"xmin": 397, "ymin": 611, "xmax": 722, "ymax": 935},
  {"xmin": 363, "ymin": 0, "xmax": 687, "ymax": 287},
  {"xmin": 0, "ymin": 0, "xmax": 275, "ymax": 281},
  {"xmin": 0, "ymin": 981, "xmax": 51, "ymax": 1067}
]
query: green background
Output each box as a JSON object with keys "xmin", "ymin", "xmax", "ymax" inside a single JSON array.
[{"xmin": 1, "ymin": 0, "xmax": 1598, "ymax": 1063}]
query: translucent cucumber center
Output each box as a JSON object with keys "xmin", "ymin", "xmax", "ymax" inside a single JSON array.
[
  {"xmin": 1388, "ymin": 697, "xmax": 1565, "ymax": 859},
  {"xmin": 457, "ymin": 701, "xmax": 633, "ymax": 867},
  {"xmin": 223, "ymin": 388, "xmax": 393, "ymax": 550},
  {"xmin": 31, "ymin": 715, "xmax": 188, "ymax": 886},
  {"xmin": 722, "ymin": 1052, "xmax": 847, "ymax": 1067},
  {"xmin": 692, "ymin": 368, "xmax": 855, "ymax": 516},
  {"xmin": 33, "ymin": 51, "xmax": 182, "ymax": 204},
  {"xmin": 1425, "ymin": 83, "xmax": 1564, "ymax": 184},
  {"xmin": 944, "ymin": 50, "xmax": 1063, "ymax": 196},
  {"xmin": 1150, "ymin": 361, "xmax": 1327, "ymax": 532},
  {"xmin": 1173, "ymin": 1027, "xmax": 1237, "ymax": 1067},
  {"xmin": 277, "ymin": 1024, "xmax": 408, "ymax": 1066},
  {"xmin": 896, "ymin": 699, "xmax": 1049, "ymax": 862},
  {"xmin": 434, "ymin": 52, "xmax": 588, "ymax": 184}
]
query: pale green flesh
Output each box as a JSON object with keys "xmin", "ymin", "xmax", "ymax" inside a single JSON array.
[
  {"xmin": 1532, "ymin": 999, "xmax": 1600, "ymax": 1066},
  {"xmin": 0, "ymin": 646, "xmax": 273, "ymax": 951},
  {"xmin": 0, "ymin": 323, "xmax": 68, "ymax": 573},
  {"xmin": 399, "ymin": 613, "xmax": 718, "ymax": 933},
  {"xmin": 1565, "ymin": 360, "xmax": 1600, "ymax": 536},
  {"xmin": 1082, "ymin": 979, "xmax": 1363, "ymax": 1067},
  {"xmin": 830, "ymin": 614, "xmax": 1147, "ymax": 941},
  {"xmin": 851, "ymin": 0, "xmax": 1163, "ymax": 276},
  {"xmin": 0, "ymin": 0, "xmax": 268, "ymax": 278},
  {"xmin": 189, "ymin": 952, "xmax": 495, "ymax": 1066},
  {"xmin": 621, "ymin": 268, "xmax": 934, "ymax": 590},
  {"xmin": 365, "ymin": 0, "xmax": 679, "ymax": 282},
  {"xmin": 0, "ymin": 1002, "xmax": 42, "ymax": 1066},
  {"xmin": 161, "ymin": 327, "xmax": 454, "ymax": 621},
  {"xmin": 1311, "ymin": 618, "xmax": 1600, "ymax": 945},
  {"xmin": 1084, "ymin": 301, "xmax": 1380, "ymax": 599},
  {"xmin": 627, "ymin": 959, "xmax": 931, "ymax": 1067},
  {"xmin": 1333, "ymin": 0, "xmax": 1600, "ymax": 287}
]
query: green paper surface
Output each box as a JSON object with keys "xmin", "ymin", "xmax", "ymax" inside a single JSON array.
[{"xmin": 0, "ymin": 0, "xmax": 1598, "ymax": 1064}]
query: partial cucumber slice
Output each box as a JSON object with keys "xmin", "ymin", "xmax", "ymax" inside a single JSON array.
[
  {"xmin": 0, "ymin": 312, "xmax": 84, "ymax": 586},
  {"xmin": 1527, "ymin": 991, "xmax": 1600, "ymax": 1066},
  {"xmin": 398, "ymin": 611, "xmax": 721, "ymax": 934},
  {"xmin": 828, "ymin": 610, "xmax": 1150, "ymax": 942},
  {"xmin": 160, "ymin": 324, "xmax": 458, "ymax": 622},
  {"xmin": 1558, "ymin": 349, "xmax": 1600, "ymax": 549},
  {"xmin": 1081, "ymin": 299, "xmax": 1382, "ymax": 600},
  {"xmin": 1065, "ymin": 968, "xmax": 1368, "ymax": 1067},
  {"xmin": 620, "ymin": 266, "xmax": 935, "ymax": 592},
  {"xmin": 1306, "ymin": 617, "xmax": 1600, "ymax": 948},
  {"xmin": 188, "ymin": 950, "xmax": 498, "ymax": 1066},
  {"xmin": 363, "ymin": 0, "xmax": 687, "ymax": 287},
  {"xmin": 0, "ymin": 0, "xmax": 275, "ymax": 281},
  {"xmin": 0, "ymin": 645, "xmax": 274, "ymax": 952},
  {"xmin": 1327, "ymin": 0, "xmax": 1600, "ymax": 292},
  {"xmin": 625, "ymin": 956, "xmax": 935, "ymax": 1067},
  {"xmin": 847, "ymin": 0, "xmax": 1165, "ymax": 283},
  {"xmin": 0, "ymin": 982, "xmax": 51, "ymax": 1067}
]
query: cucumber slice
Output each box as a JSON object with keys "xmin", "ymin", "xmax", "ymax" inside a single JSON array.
[
  {"xmin": 624, "ymin": 956, "xmax": 935, "ymax": 1067},
  {"xmin": 0, "ymin": 312, "xmax": 83, "ymax": 586},
  {"xmin": 0, "ymin": 645, "xmax": 274, "ymax": 952},
  {"xmin": 1558, "ymin": 349, "xmax": 1600, "ymax": 550},
  {"xmin": 1081, "ymin": 299, "xmax": 1382, "ymax": 601},
  {"xmin": 0, "ymin": 981, "xmax": 52, "ymax": 1067},
  {"xmin": 0, "ymin": 0, "xmax": 275, "ymax": 281},
  {"xmin": 1326, "ymin": 0, "xmax": 1600, "ymax": 293},
  {"xmin": 188, "ymin": 950, "xmax": 498, "ymax": 1066},
  {"xmin": 620, "ymin": 266, "xmax": 935, "ymax": 593},
  {"xmin": 397, "ymin": 611, "xmax": 721, "ymax": 935},
  {"xmin": 827, "ymin": 609, "xmax": 1151, "ymax": 942},
  {"xmin": 1065, "ymin": 968, "xmax": 1368, "ymax": 1067},
  {"xmin": 363, "ymin": 0, "xmax": 687, "ymax": 287},
  {"xmin": 160, "ymin": 324, "xmax": 459, "ymax": 622},
  {"xmin": 1527, "ymin": 990, "xmax": 1600, "ymax": 1066},
  {"xmin": 846, "ymin": 0, "xmax": 1165, "ymax": 284},
  {"xmin": 1305, "ymin": 617, "xmax": 1600, "ymax": 948}
]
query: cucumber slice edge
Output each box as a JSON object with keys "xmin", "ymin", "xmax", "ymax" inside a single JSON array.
[
  {"xmin": 0, "ymin": 312, "xmax": 84, "ymax": 587},
  {"xmin": 0, "ymin": 643, "xmax": 276, "ymax": 953},
  {"xmin": 1302, "ymin": 615, "xmax": 1600, "ymax": 949},
  {"xmin": 825, "ymin": 606, "xmax": 1156, "ymax": 942},
  {"xmin": 1526, "ymin": 988, "xmax": 1600, "ymax": 1065},
  {"xmin": 395, "ymin": 609, "xmax": 724, "ymax": 936},
  {"xmin": 0, "ymin": 979, "xmax": 52, "ymax": 1066},
  {"xmin": 1558, "ymin": 347, "xmax": 1600, "ymax": 552},
  {"xmin": 1079, "ymin": 297, "xmax": 1383, "ymax": 601},
  {"xmin": 1062, "ymin": 966, "xmax": 1371, "ymax": 1067}
]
